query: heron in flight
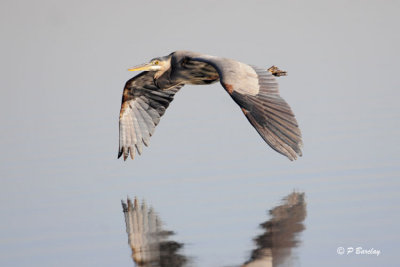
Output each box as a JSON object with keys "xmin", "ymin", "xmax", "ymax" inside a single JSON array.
[{"xmin": 118, "ymin": 51, "xmax": 302, "ymax": 161}]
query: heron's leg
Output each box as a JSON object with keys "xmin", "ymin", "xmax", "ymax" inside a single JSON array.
[{"xmin": 268, "ymin": 65, "xmax": 287, "ymax": 77}]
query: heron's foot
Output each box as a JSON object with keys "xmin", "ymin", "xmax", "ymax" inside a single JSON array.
[{"xmin": 268, "ymin": 65, "xmax": 287, "ymax": 77}]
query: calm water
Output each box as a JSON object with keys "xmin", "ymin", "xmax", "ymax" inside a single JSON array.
[
  {"xmin": 1, "ymin": 1, "xmax": 399, "ymax": 266},
  {"xmin": 122, "ymin": 192, "xmax": 306, "ymax": 267}
]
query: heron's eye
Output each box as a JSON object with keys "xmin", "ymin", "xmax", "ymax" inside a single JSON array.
[{"xmin": 153, "ymin": 60, "xmax": 159, "ymax": 65}]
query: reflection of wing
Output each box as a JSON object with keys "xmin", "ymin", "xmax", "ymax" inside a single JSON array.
[
  {"xmin": 243, "ymin": 192, "xmax": 307, "ymax": 267},
  {"xmin": 122, "ymin": 198, "xmax": 160, "ymax": 265},
  {"xmin": 118, "ymin": 72, "xmax": 184, "ymax": 160},
  {"xmin": 121, "ymin": 198, "xmax": 188, "ymax": 267},
  {"xmin": 190, "ymin": 54, "xmax": 302, "ymax": 160}
]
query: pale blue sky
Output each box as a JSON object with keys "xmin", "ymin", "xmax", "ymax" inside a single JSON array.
[{"xmin": 0, "ymin": 0, "xmax": 399, "ymax": 266}]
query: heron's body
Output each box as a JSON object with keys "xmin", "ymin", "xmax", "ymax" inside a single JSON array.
[{"xmin": 118, "ymin": 51, "xmax": 302, "ymax": 161}]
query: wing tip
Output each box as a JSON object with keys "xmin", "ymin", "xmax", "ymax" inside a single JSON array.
[
  {"xmin": 118, "ymin": 149, "xmax": 123, "ymax": 160},
  {"xmin": 287, "ymin": 149, "xmax": 303, "ymax": 161},
  {"xmin": 118, "ymin": 147, "xmax": 134, "ymax": 161},
  {"xmin": 244, "ymin": 110, "xmax": 303, "ymax": 161}
]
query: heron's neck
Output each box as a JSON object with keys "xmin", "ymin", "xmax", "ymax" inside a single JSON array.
[
  {"xmin": 154, "ymin": 57, "xmax": 171, "ymax": 80},
  {"xmin": 154, "ymin": 59, "xmax": 178, "ymax": 90}
]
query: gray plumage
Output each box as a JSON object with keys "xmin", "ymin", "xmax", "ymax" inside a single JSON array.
[{"xmin": 119, "ymin": 51, "xmax": 302, "ymax": 161}]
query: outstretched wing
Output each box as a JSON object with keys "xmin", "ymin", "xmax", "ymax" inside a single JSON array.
[
  {"xmin": 190, "ymin": 55, "xmax": 302, "ymax": 160},
  {"xmin": 118, "ymin": 71, "xmax": 183, "ymax": 160}
]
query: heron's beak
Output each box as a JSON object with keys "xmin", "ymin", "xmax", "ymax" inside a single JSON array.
[{"xmin": 128, "ymin": 63, "xmax": 153, "ymax": 71}]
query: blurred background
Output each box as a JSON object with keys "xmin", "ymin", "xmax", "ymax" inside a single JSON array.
[{"xmin": 0, "ymin": 0, "xmax": 399, "ymax": 266}]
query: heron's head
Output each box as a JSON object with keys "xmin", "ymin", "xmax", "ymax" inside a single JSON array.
[{"xmin": 128, "ymin": 56, "xmax": 170, "ymax": 72}]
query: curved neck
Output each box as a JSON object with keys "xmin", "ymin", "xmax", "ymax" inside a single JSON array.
[
  {"xmin": 154, "ymin": 57, "xmax": 177, "ymax": 90},
  {"xmin": 154, "ymin": 56, "xmax": 171, "ymax": 80}
]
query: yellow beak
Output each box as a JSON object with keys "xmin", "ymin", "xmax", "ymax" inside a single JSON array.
[{"xmin": 128, "ymin": 63, "xmax": 152, "ymax": 71}]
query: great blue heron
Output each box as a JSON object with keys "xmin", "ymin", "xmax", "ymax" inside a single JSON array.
[{"xmin": 118, "ymin": 51, "xmax": 302, "ymax": 161}]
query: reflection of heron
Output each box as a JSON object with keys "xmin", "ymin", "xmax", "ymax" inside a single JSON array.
[
  {"xmin": 121, "ymin": 198, "xmax": 187, "ymax": 267},
  {"xmin": 118, "ymin": 51, "xmax": 302, "ymax": 160},
  {"xmin": 243, "ymin": 192, "xmax": 307, "ymax": 267},
  {"xmin": 121, "ymin": 192, "xmax": 306, "ymax": 267}
]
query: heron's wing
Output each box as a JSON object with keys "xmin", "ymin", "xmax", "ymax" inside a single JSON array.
[
  {"xmin": 190, "ymin": 56, "xmax": 302, "ymax": 160},
  {"xmin": 118, "ymin": 71, "xmax": 183, "ymax": 160}
]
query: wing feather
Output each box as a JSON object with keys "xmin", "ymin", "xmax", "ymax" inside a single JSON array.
[
  {"xmin": 132, "ymin": 113, "xmax": 143, "ymax": 155},
  {"xmin": 118, "ymin": 71, "xmax": 183, "ymax": 160},
  {"xmin": 136, "ymin": 99, "xmax": 156, "ymax": 137},
  {"xmin": 132, "ymin": 104, "xmax": 150, "ymax": 146}
]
